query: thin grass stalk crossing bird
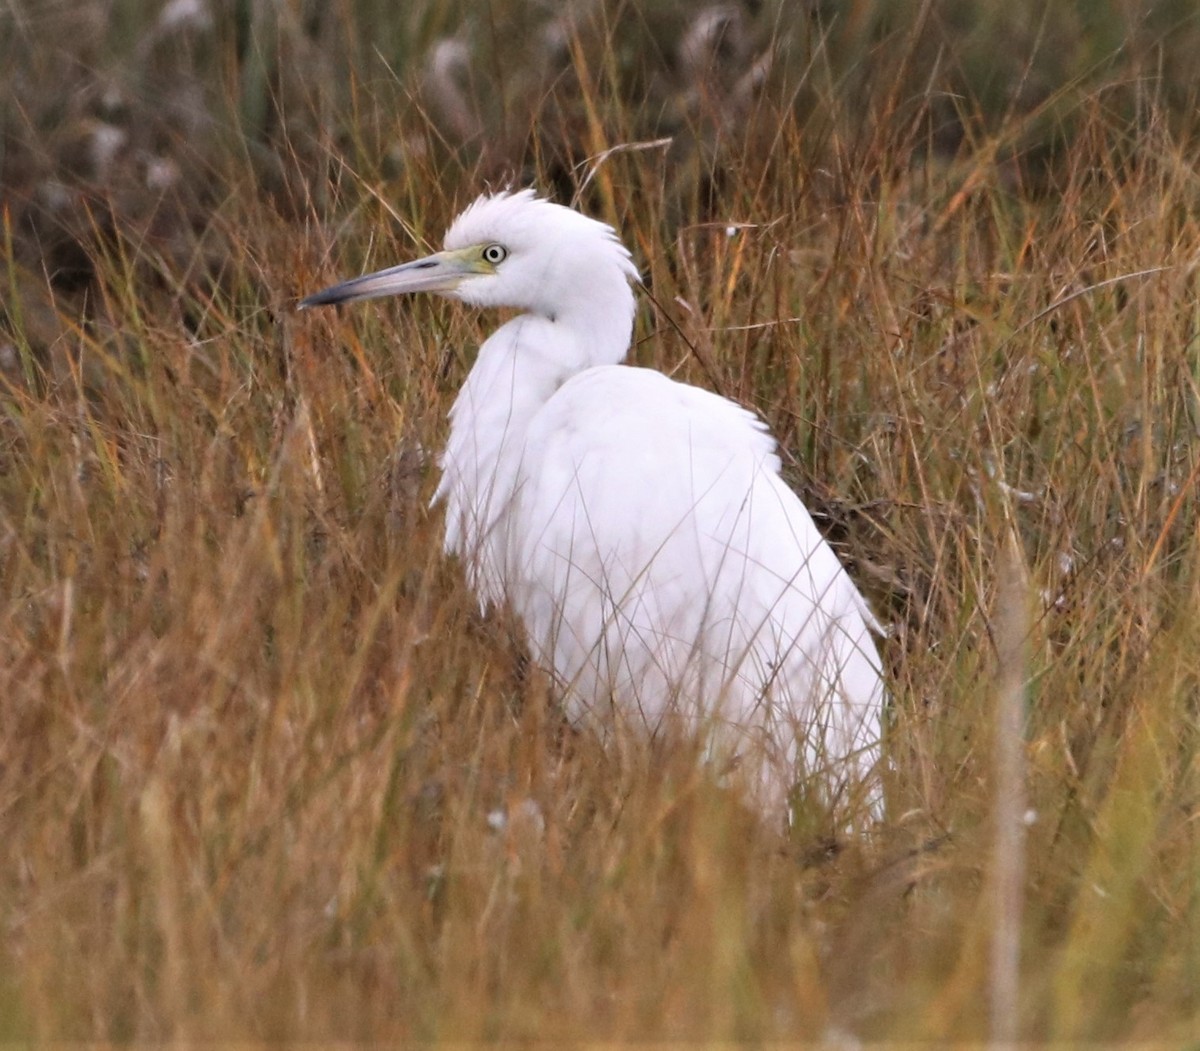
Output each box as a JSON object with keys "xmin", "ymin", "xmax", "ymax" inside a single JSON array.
[{"xmin": 301, "ymin": 189, "xmax": 885, "ymax": 821}]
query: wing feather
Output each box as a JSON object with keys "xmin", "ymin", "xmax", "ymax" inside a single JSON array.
[{"xmin": 501, "ymin": 365, "xmax": 882, "ymax": 807}]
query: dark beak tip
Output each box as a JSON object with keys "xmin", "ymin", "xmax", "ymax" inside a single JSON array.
[{"xmin": 297, "ymin": 290, "xmax": 339, "ymax": 310}]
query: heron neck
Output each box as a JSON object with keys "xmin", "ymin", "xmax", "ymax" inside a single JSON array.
[
  {"xmin": 450, "ymin": 306, "xmax": 632, "ymax": 479},
  {"xmin": 437, "ymin": 299, "xmax": 633, "ymax": 599}
]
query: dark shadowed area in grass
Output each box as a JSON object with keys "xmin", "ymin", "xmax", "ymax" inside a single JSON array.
[{"xmin": 2, "ymin": 0, "xmax": 1199, "ymax": 1042}]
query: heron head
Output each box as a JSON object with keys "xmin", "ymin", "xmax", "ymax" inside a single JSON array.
[{"xmin": 299, "ymin": 190, "xmax": 639, "ymax": 324}]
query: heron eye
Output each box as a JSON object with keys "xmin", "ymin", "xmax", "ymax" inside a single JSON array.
[{"xmin": 482, "ymin": 244, "xmax": 507, "ymax": 265}]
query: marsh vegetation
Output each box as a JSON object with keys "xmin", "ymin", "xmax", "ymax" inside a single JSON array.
[{"xmin": 2, "ymin": 0, "xmax": 1199, "ymax": 1041}]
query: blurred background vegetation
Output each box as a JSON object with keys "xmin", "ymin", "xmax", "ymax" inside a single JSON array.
[{"xmin": 4, "ymin": 0, "xmax": 1200, "ymax": 338}]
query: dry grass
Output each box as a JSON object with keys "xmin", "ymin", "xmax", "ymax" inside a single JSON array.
[{"xmin": 2, "ymin": 0, "xmax": 1200, "ymax": 1042}]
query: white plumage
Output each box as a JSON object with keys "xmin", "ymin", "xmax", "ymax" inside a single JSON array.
[{"xmin": 301, "ymin": 189, "xmax": 884, "ymax": 818}]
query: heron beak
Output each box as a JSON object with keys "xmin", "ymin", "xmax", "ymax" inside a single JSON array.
[{"xmin": 298, "ymin": 248, "xmax": 484, "ymax": 309}]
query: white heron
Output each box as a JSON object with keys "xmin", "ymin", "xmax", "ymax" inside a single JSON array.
[{"xmin": 301, "ymin": 189, "xmax": 884, "ymax": 820}]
